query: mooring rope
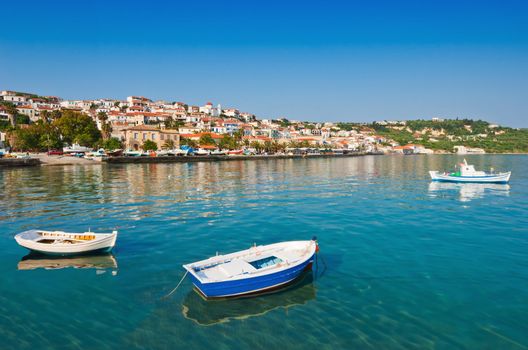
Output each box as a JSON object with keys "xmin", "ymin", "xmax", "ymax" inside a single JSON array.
[
  {"xmin": 314, "ymin": 253, "xmax": 327, "ymax": 280},
  {"xmin": 161, "ymin": 271, "xmax": 188, "ymax": 299}
]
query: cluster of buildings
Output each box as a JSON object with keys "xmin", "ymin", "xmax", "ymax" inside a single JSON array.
[
  {"xmin": 1, "ymin": 90, "xmax": 387, "ymax": 152},
  {"xmin": 1, "ymin": 89, "xmax": 496, "ymax": 155}
]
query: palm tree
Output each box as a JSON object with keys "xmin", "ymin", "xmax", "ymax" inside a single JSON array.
[
  {"xmin": 97, "ymin": 112, "xmax": 110, "ymax": 139},
  {"xmin": 287, "ymin": 140, "xmax": 298, "ymax": 149},
  {"xmin": 102, "ymin": 123, "xmax": 113, "ymax": 140},
  {"xmin": 97, "ymin": 111, "xmax": 108, "ymax": 124},
  {"xmin": 250, "ymin": 141, "xmax": 262, "ymax": 154},
  {"xmin": 164, "ymin": 116, "xmax": 174, "ymax": 129},
  {"xmin": 163, "ymin": 139, "xmax": 175, "ymax": 150}
]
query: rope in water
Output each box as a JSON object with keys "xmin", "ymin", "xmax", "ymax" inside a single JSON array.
[
  {"xmin": 161, "ymin": 271, "xmax": 188, "ymax": 299},
  {"xmin": 314, "ymin": 252, "xmax": 327, "ymax": 280}
]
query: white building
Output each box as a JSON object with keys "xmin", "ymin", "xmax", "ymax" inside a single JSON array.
[
  {"xmin": 199, "ymin": 102, "xmax": 216, "ymax": 116},
  {"xmin": 239, "ymin": 112, "xmax": 254, "ymax": 122},
  {"xmin": 454, "ymin": 145, "xmax": 486, "ymax": 154},
  {"xmin": 16, "ymin": 105, "xmax": 39, "ymax": 122},
  {"xmin": 2, "ymin": 93, "xmax": 27, "ymax": 105},
  {"xmin": 223, "ymin": 108, "xmax": 240, "ymax": 118}
]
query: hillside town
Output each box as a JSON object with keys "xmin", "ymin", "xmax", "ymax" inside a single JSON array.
[
  {"xmin": 1, "ymin": 89, "xmax": 526, "ymax": 158},
  {"xmin": 0, "ymin": 90, "xmax": 385, "ymax": 155}
]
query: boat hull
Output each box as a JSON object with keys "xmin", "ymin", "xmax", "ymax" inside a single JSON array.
[
  {"xmin": 22, "ymin": 246, "xmax": 115, "ymax": 256},
  {"xmin": 189, "ymin": 254, "xmax": 315, "ymax": 299},
  {"xmin": 429, "ymin": 171, "xmax": 511, "ymax": 184}
]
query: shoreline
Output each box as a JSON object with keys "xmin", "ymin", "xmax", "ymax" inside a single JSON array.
[
  {"xmin": 1, "ymin": 152, "xmax": 527, "ymax": 169},
  {"xmin": 1, "ymin": 152, "xmax": 377, "ymax": 168},
  {"xmin": 103, "ymin": 152, "xmax": 375, "ymax": 165}
]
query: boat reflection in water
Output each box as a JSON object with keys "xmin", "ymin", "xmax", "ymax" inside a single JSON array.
[
  {"xmin": 18, "ymin": 252, "xmax": 118, "ymax": 274},
  {"xmin": 182, "ymin": 271, "xmax": 316, "ymax": 326},
  {"xmin": 428, "ymin": 182, "xmax": 510, "ymax": 202}
]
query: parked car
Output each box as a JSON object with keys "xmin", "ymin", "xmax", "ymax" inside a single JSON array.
[{"xmin": 47, "ymin": 150, "xmax": 64, "ymax": 156}]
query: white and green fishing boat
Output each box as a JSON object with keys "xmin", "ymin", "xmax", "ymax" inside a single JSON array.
[{"xmin": 429, "ymin": 159, "xmax": 511, "ymax": 184}]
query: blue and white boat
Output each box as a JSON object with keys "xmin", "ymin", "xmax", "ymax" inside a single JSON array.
[
  {"xmin": 429, "ymin": 159, "xmax": 511, "ymax": 184},
  {"xmin": 183, "ymin": 239, "xmax": 318, "ymax": 299}
]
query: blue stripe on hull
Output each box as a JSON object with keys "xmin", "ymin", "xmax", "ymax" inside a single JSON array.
[{"xmin": 190, "ymin": 253, "xmax": 315, "ymax": 298}]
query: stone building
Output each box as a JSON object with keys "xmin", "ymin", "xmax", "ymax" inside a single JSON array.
[{"xmin": 121, "ymin": 125, "xmax": 180, "ymax": 150}]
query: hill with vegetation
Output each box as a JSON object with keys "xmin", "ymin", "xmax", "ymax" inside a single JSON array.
[{"xmin": 338, "ymin": 119, "xmax": 528, "ymax": 153}]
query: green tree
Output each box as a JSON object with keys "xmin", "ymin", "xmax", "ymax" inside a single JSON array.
[
  {"xmin": 11, "ymin": 123, "xmax": 62, "ymax": 151},
  {"xmin": 142, "ymin": 139, "xmax": 158, "ymax": 151},
  {"xmin": 53, "ymin": 110, "xmax": 102, "ymax": 146},
  {"xmin": 103, "ymin": 137, "xmax": 122, "ymax": 150},
  {"xmin": 199, "ymin": 133, "xmax": 215, "ymax": 146},
  {"xmin": 180, "ymin": 137, "xmax": 198, "ymax": 148},
  {"xmin": 16, "ymin": 114, "xmax": 30, "ymax": 125},
  {"xmin": 11, "ymin": 127, "xmax": 40, "ymax": 150},
  {"xmin": 219, "ymin": 134, "xmax": 238, "ymax": 150},
  {"xmin": 250, "ymin": 141, "xmax": 263, "ymax": 153},
  {"xmin": 39, "ymin": 124, "xmax": 63, "ymax": 150},
  {"xmin": 233, "ymin": 129, "xmax": 243, "ymax": 142},
  {"xmin": 287, "ymin": 140, "xmax": 299, "ymax": 148},
  {"xmin": 279, "ymin": 119, "xmax": 291, "ymax": 127},
  {"xmin": 50, "ymin": 110, "xmax": 62, "ymax": 121},
  {"xmin": 4, "ymin": 103, "xmax": 18, "ymax": 127}
]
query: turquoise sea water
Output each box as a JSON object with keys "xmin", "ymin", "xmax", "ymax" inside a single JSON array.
[{"xmin": 1, "ymin": 155, "xmax": 527, "ymax": 349}]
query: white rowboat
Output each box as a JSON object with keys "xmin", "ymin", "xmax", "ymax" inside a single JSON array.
[{"xmin": 15, "ymin": 230, "xmax": 118, "ymax": 256}]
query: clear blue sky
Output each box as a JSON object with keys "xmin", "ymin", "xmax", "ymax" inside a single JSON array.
[{"xmin": 1, "ymin": 0, "xmax": 527, "ymax": 127}]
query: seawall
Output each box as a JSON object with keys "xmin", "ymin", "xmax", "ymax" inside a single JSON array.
[
  {"xmin": 0, "ymin": 158, "xmax": 41, "ymax": 167},
  {"xmin": 103, "ymin": 152, "xmax": 377, "ymax": 164}
]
